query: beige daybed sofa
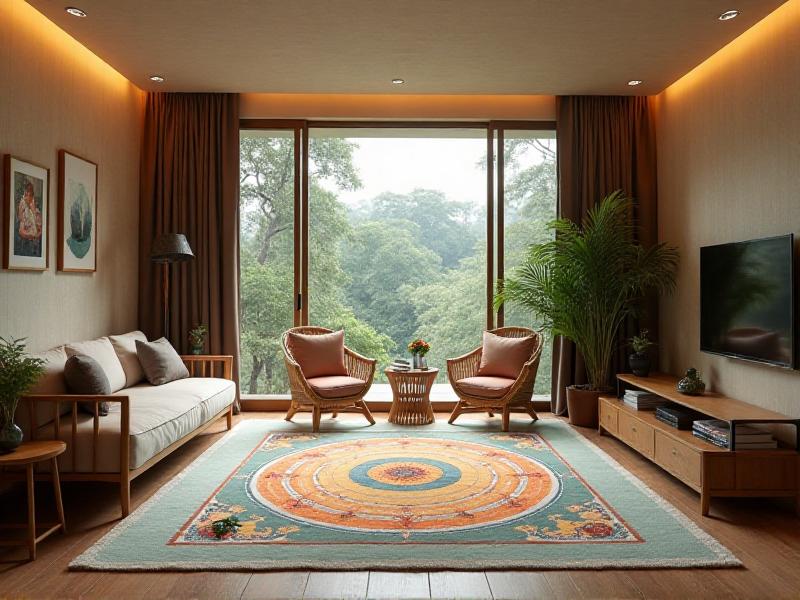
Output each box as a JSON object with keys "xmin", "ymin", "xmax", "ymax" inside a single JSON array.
[{"xmin": 20, "ymin": 331, "xmax": 235, "ymax": 517}]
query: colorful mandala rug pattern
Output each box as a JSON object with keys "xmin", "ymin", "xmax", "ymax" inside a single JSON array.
[{"xmin": 70, "ymin": 420, "xmax": 740, "ymax": 570}]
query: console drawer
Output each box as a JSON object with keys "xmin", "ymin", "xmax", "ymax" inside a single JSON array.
[
  {"xmin": 655, "ymin": 431, "xmax": 702, "ymax": 489},
  {"xmin": 599, "ymin": 399, "xmax": 619, "ymax": 434},
  {"xmin": 618, "ymin": 412, "xmax": 655, "ymax": 458}
]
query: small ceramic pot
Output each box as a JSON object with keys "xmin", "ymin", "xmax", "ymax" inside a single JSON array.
[
  {"xmin": 677, "ymin": 368, "xmax": 706, "ymax": 395},
  {"xmin": 0, "ymin": 421, "xmax": 23, "ymax": 454},
  {"xmin": 190, "ymin": 344, "xmax": 204, "ymax": 355},
  {"xmin": 629, "ymin": 352, "xmax": 651, "ymax": 377}
]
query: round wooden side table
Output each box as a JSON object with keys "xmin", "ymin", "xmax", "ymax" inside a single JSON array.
[
  {"xmin": 0, "ymin": 440, "xmax": 67, "ymax": 560},
  {"xmin": 385, "ymin": 367, "xmax": 438, "ymax": 425}
]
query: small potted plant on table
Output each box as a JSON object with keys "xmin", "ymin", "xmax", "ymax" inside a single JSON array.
[
  {"xmin": 408, "ymin": 339, "xmax": 431, "ymax": 370},
  {"xmin": 0, "ymin": 337, "xmax": 44, "ymax": 453},
  {"xmin": 629, "ymin": 329, "xmax": 656, "ymax": 377},
  {"xmin": 188, "ymin": 324, "xmax": 208, "ymax": 355}
]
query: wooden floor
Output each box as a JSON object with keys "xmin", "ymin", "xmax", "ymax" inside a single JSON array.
[{"xmin": 1, "ymin": 411, "xmax": 800, "ymax": 600}]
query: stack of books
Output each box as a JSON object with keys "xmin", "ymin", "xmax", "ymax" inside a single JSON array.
[
  {"xmin": 623, "ymin": 389, "xmax": 668, "ymax": 410},
  {"xmin": 389, "ymin": 358, "xmax": 411, "ymax": 372},
  {"xmin": 692, "ymin": 420, "xmax": 778, "ymax": 449},
  {"xmin": 655, "ymin": 405, "xmax": 703, "ymax": 430}
]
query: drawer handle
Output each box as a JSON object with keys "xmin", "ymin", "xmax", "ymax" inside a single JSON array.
[
  {"xmin": 672, "ymin": 449, "xmax": 677, "ymax": 456},
  {"xmin": 631, "ymin": 426, "xmax": 637, "ymax": 432}
]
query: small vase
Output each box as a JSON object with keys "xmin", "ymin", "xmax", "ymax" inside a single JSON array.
[
  {"xmin": 412, "ymin": 353, "xmax": 423, "ymax": 370},
  {"xmin": 677, "ymin": 368, "xmax": 706, "ymax": 396},
  {"xmin": 190, "ymin": 344, "xmax": 204, "ymax": 355},
  {"xmin": 629, "ymin": 352, "xmax": 651, "ymax": 377},
  {"xmin": 0, "ymin": 421, "xmax": 23, "ymax": 454}
]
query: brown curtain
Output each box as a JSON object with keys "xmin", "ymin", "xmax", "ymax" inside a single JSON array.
[
  {"xmin": 551, "ymin": 95, "xmax": 658, "ymax": 415},
  {"xmin": 138, "ymin": 92, "xmax": 241, "ymax": 411}
]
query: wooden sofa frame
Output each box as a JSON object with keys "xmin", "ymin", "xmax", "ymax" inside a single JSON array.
[{"xmin": 16, "ymin": 355, "xmax": 234, "ymax": 518}]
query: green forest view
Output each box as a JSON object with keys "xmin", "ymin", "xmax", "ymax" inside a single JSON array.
[{"xmin": 239, "ymin": 130, "xmax": 556, "ymax": 396}]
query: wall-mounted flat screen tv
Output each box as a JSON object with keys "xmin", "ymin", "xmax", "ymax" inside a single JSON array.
[{"xmin": 700, "ymin": 234, "xmax": 795, "ymax": 368}]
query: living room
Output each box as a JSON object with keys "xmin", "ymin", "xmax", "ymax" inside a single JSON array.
[{"xmin": 0, "ymin": 0, "xmax": 799, "ymax": 598}]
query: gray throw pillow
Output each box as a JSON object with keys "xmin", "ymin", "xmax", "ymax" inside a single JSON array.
[
  {"xmin": 136, "ymin": 338, "xmax": 190, "ymax": 385},
  {"xmin": 63, "ymin": 354, "xmax": 111, "ymax": 416}
]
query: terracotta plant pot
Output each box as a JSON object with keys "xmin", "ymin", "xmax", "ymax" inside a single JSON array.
[{"xmin": 566, "ymin": 385, "xmax": 601, "ymax": 428}]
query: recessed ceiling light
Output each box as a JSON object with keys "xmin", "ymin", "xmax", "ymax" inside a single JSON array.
[
  {"xmin": 718, "ymin": 9, "xmax": 740, "ymax": 21},
  {"xmin": 391, "ymin": 78, "xmax": 405, "ymax": 85},
  {"xmin": 65, "ymin": 6, "xmax": 87, "ymax": 17},
  {"xmin": 627, "ymin": 80, "xmax": 643, "ymax": 86},
  {"xmin": 149, "ymin": 75, "xmax": 165, "ymax": 83}
]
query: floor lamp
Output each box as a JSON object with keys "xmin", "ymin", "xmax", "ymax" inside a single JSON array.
[{"xmin": 150, "ymin": 233, "xmax": 194, "ymax": 341}]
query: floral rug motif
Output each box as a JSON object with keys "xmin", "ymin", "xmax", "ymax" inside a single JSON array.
[{"xmin": 70, "ymin": 420, "xmax": 739, "ymax": 570}]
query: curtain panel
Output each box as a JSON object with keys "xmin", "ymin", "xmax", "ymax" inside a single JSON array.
[
  {"xmin": 551, "ymin": 95, "xmax": 658, "ymax": 415},
  {"xmin": 138, "ymin": 92, "xmax": 241, "ymax": 409}
]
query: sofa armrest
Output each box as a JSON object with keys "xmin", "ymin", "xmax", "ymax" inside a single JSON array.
[{"xmin": 180, "ymin": 355, "xmax": 233, "ymax": 380}]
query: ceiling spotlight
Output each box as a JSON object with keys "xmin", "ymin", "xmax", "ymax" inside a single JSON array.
[
  {"xmin": 149, "ymin": 75, "xmax": 165, "ymax": 83},
  {"xmin": 391, "ymin": 78, "xmax": 405, "ymax": 85},
  {"xmin": 627, "ymin": 80, "xmax": 643, "ymax": 86},
  {"xmin": 65, "ymin": 6, "xmax": 87, "ymax": 17},
  {"xmin": 718, "ymin": 9, "xmax": 740, "ymax": 21}
]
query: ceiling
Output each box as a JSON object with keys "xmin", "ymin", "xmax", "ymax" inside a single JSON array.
[{"xmin": 27, "ymin": 0, "xmax": 786, "ymax": 95}]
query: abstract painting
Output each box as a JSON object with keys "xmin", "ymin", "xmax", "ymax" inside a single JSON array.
[
  {"xmin": 58, "ymin": 150, "xmax": 97, "ymax": 272},
  {"xmin": 3, "ymin": 155, "xmax": 49, "ymax": 271}
]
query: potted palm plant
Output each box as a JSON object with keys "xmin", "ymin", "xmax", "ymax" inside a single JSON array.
[
  {"xmin": 0, "ymin": 337, "xmax": 44, "ymax": 453},
  {"xmin": 495, "ymin": 191, "xmax": 678, "ymax": 427}
]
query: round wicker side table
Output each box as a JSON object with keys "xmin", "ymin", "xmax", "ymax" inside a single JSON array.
[{"xmin": 385, "ymin": 367, "xmax": 438, "ymax": 425}]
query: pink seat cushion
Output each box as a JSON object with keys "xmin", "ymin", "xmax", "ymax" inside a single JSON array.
[
  {"xmin": 477, "ymin": 331, "xmax": 537, "ymax": 379},
  {"xmin": 307, "ymin": 375, "xmax": 367, "ymax": 399},
  {"xmin": 286, "ymin": 330, "xmax": 348, "ymax": 379},
  {"xmin": 457, "ymin": 376, "xmax": 516, "ymax": 399}
]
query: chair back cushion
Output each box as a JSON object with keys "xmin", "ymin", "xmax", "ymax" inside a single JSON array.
[
  {"xmin": 135, "ymin": 338, "xmax": 190, "ymax": 385},
  {"xmin": 286, "ymin": 330, "xmax": 348, "ymax": 379},
  {"xmin": 477, "ymin": 331, "xmax": 537, "ymax": 379}
]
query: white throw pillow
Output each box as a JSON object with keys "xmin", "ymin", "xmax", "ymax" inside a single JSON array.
[
  {"xmin": 109, "ymin": 331, "xmax": 147, "ymax": 387},
  {"xmin": 65, "ymin": 337, "xmax": 127, "ymax": 393}
]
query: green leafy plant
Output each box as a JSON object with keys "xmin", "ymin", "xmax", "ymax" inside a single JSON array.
[
  {"xmin": 495, "ymin": 191, "xmax": 679, "ymax": 391},
  {"xmin": 188, "ymin": 324, "xmax": 208, "ymax": 349},
  {"xmin": 0, "ymin": 337, "xmax": 44, "ymax": 426},
  {"xmin": 630, "ymin": 329, "xmax": 656, "ymax": 354},
  {"xmin": 211, "ymin": 516, "xmax": 241, "ymax": 539}
]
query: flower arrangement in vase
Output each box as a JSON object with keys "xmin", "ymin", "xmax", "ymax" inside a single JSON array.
[
  {"xmin": 0, "ymin": 337, "xmax": 44, "ymax": 453},
  {"xmin": 407, "ymin": 339, "xmax": 431, "ymax": 370},
  {"xmin": 188, "ymin": 324, "xmax": 208, "ymax": 355}
]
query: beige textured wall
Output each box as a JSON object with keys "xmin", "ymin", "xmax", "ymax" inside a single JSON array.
[
  {"xmin": 0, "ymin": 0, "xmax": 143, "ymax": 352},
  {"xmin": 656, "ymin": 0, "xmax": 800, "ymax": 419}
]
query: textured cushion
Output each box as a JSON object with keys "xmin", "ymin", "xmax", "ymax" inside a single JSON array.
[
  {"xmin": 65, "ymin": 337, "xmax": 127, "ymax": 393},
  {"xmin": 286, "ymin": 330, "xmax": 348, "ymax": 379},
  {"xmin": 109, "ymin": 331, "xmax": 147, "ymax": 387},
  {"xmin": 63, "ymin": 355, "xmax": 111, "ymax": 416},
  {"xmin": 307, "ymin": 375, "xmax": 366, "ymax": 399},
  {"xmin": 457, "ymin": 376, "xmax": 516, "ymax": 399},
  {"xmin": 477, "ymin": 331, "xmax": 537, "ymax": 379},
  {"xmin": 136, "ymin": 338, "xmax": 190, "ymax": 385}
]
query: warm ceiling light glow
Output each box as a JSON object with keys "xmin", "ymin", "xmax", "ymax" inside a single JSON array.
[
  {"xmin": 718, "ymin": 10, "xmax": 740, "ymax": 21},
  {"xmin": 65, "ymin": 6, "xmax": 87, "ymax": 17},
  {"xmin": 391, "ymin": 78, "xmax": 405, "ymax": 85},
  {"xmin": 149, "ymin": 75, "xmax": 165, "ymax": 82},
  {"xmin": 627, "ymin": 80, "xmax": 643, "ymax": 86}
]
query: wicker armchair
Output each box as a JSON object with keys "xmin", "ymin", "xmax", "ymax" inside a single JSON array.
[
  {"xmin": 281, "ymin": 326, "xmax": 376, "ymax": 432},
  {"xmin": 447, "ymin": 327, "xmax": 543, "ymax": 431}
]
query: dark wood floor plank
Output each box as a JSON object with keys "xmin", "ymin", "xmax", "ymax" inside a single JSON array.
[
  {"xmin": 485, "ymin": 572, "xmax": 552, "ymax": 600},
  {"xmin": 304, "ymin": 571, "xmax": 369, "ymax": 599},
  {"xmin": 429, "ymin": 571, "xmax": 492, "ymax": 599},
  {"xmin": 366, "ymin": 571, "xmax": 430, "ymax": 599},
  {"xmin": 568, "ymin": 571, "xmax": 643, "ymax": 599},
  {"xmin": 243, "ymin": 572, "xmax": 310, "ymax": 599},
  {"xmin": 145, "ymin": 572, "xmax": 252, "ymax": 600}
]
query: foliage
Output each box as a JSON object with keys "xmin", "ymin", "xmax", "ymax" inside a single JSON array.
[
  {"xmin": 211, "ymin": 516, "xmax": 242, "ymax": 539},
  {"xmin": 630, "ymin": 329, "xmax": 656, "ymax": 354},
  {"xmin": 0, "ymin": 337, "xmax": 44, "ymax": 425},
  {"xmin": 407, "ymin": 339, "xmax": 431, "ymax": 356},
  {"xmin": 496, "ymin": 191, "xmax": 679, "ymax": 391},
  {"xmin": 188, "ymin": 324, "xmax": 208, "ymax": 348}
]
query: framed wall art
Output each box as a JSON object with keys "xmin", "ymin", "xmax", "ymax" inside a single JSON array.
[
  {"xmin": 3, "ymin": 155, "xmax": 49, "ymax": 271},
  {"xmin": 58, "ymin": 150, "xmax": 97, "ymax": 272}
]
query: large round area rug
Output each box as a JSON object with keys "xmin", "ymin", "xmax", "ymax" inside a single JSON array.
[{"xmin": 71, "ymin": 420, "xmax": 739, "ymax": 570}]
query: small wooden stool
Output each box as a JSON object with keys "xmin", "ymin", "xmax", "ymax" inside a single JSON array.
[
  {"xmin": 0, "ymin": 440, "xmax": 67, "ymax": 560},
  {"xmin": 385, "ymin": 368, "xmax": 438, "ymax": 425}
]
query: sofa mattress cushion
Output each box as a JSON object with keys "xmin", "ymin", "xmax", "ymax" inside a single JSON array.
[
  {"xmin": 457, "ymin": 376, "xmax": 516, "ymax": 399},
  {"xmin": 307, "ymin": 375, "xmax": 367, "ymax": 399},
  {"xmin": 35, "ymin": 377, "xmax": 235, "ymax": 471}
]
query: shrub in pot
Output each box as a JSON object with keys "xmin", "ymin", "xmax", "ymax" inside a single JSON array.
[
  {"xmin": 629, "ymin": 329, "xmax": 655, "ymax": 377},
  {"xmin": 0, "ymin": 337, "xmax": 44, "ymax": 453},
  {"xmin": 495, "ymin": 191, "xmax": 679, "ymax": 427}
]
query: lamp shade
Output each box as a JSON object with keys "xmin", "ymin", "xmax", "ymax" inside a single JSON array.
[{"xmin": 150, "ymin": 233, "xmax": 194, "ymax": 263}]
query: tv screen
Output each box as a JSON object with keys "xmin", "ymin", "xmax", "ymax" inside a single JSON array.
[{"xmin": 700, "ymin": 234, "xmax": 795, "ymax": 368}]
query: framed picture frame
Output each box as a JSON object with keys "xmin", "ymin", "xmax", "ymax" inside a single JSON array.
[
  {"xmin": 3, "ymin": 155, "xmax": 49, "ymax": 271},
  {"xmin": 58, "ymin": 150, "xmax": 97, "ymax": 272}
]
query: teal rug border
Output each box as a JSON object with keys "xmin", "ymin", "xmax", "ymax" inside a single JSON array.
[{"xmin": 69, "ymin": 420, "xmax": 741, "ymax": 571}]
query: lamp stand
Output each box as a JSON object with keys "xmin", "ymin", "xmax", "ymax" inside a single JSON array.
[{"xmin": 162, "ymin": 262, "xmax": 170, "ymax": 340}]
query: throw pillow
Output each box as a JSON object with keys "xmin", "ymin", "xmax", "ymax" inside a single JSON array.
[
  {"xmin": 109, "ymin": 331, "xmax": 148, "ymax": 387},
  {"xmin": 65, "ymin": 337, "xmax": 127, "ymax": 393},
  {"xmin": 285, "ymin": 330, "xmax": 348, "ymax": 379},
  {"xmin": 477, "ymin": 331, "xmax": 538, "ymax": 380},
  {"xmin": 136, "ymin": 338, "xmax": 190, "ymax": 385},
  {"xmin": 63, "ymin": 354, "xmax": 111, "ymax": 416}
]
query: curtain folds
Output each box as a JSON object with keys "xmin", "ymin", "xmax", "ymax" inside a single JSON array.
[
  {"xmin": 551, "ymin": 95, "xmax": 658, "ymax": 415},
  {"xmin": 138, "ymin": 92, "xmax": 241, "ymax": 410}
]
